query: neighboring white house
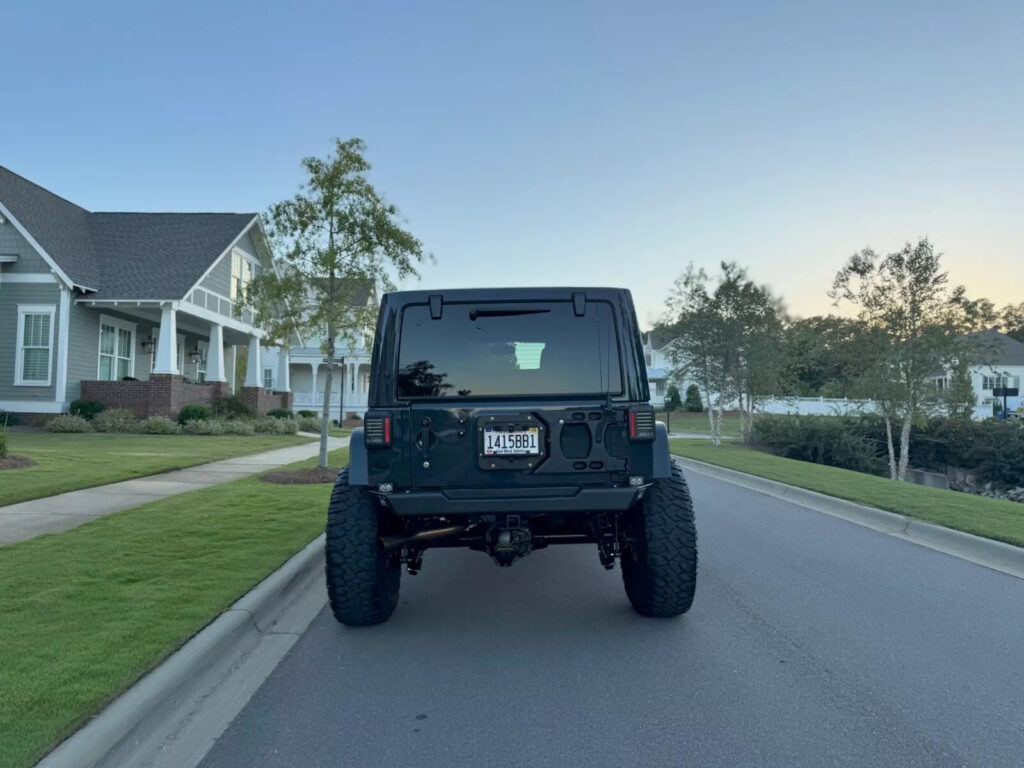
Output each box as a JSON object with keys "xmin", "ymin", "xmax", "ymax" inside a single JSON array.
[
  {"xmin": 927, "ymin": 329, "xmax": 1024, "ymax": 421},
  {"xmin": 261, "ymin": 336, "xmax": 371, "ymax": 422},
  {"xmin": 641, "ymin": 328, "xmax": 684, "ymax": 408},
  {"xmin": 259, "ymin": 282, "xmax": 376, "ymax": 422}
]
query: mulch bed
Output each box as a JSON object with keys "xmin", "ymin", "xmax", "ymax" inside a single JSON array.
[
  {"xmin": 0, "ymin": 455, "xmax": 37, "ymax": 470},
  {"xmin": 261, "ymin": 467, "xmax": 341, "ymax": 485}
]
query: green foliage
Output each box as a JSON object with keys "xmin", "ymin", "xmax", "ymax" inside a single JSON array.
[
  {"xmin": 241, "ymin": 138, "xmax": 428, "ymax": 468},
  {"xmin": 779, "ymin": 316, "xmax": 878, "ymax": 397},
  {"xmin": 182, "ymin": 419, "xmax": 226, "ymax": 436},
  {"xmin": 297, "ymin": 410, "xmax": 317, "ymax": 418},
  {"xmin": 69, "ymin": 400, "xmax": 105, "ymax": 421},
  {"xmin": 220, "ymin": 419, "xmax": 256, "ymax": 436},
  {"xmin": 752, "ymin": 415, "xmax": 888, "ymax": 476},
  {"xmin": 298, "ymin": 416, "xmax": 322, "ymax": 432},
  {"xmin": 266, "ymin": 408, "xmax": 294, "ymax": 420},
  {"xmin": 139, "ymin": 416, "xmax": 180, "ymax": 435},
  {"xmin": 663, "ymin": 262, "xmax": 785, "ymax": 444},
  {"xmin": 177, "ymin": 404, "xmax": 212, "ymax": 425},
  {"xmin": 0, "ymin": 410, "xmax": 21, "ymax": 427},
  {"xmin": 665, "ymin": 384, "xmax": 682, "ymax": 411},
  {"xmin": 47, "ymin": 415, "xmax": 95, "ymax": 433},
  {"xmin": 683, "ymin": 384, "xmax": 703, "ymax": 412},
  {"xmin": 0, "ymin": 421, "xmax": 7, "ymax": 459},
  {"xmin": 253, "ymin": 417, "xmax": 299, "ymax": 435},
  {"xmin": 92, "ymin": 408, "xmax": 139, "ymax": 433},
  {"xmin": 210, "ymin": 395, "xmax": 253, "ymax": 420}
]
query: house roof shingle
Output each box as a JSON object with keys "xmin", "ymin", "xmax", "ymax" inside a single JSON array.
[
  {"xmin": 0, "ymin": 166, "xmax": 257, "ymax": 299},
  {"xmin": 966, "ymin": 329, "xmax": 1024, "ymax": 367}
]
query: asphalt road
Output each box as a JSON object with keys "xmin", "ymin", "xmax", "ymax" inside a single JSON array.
[{"xmin": 199, "ymin": 472, "xmax": 1024, "ymax": 768}]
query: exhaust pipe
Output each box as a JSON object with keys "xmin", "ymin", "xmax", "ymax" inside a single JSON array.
[{"xmin": 381, "ymin": 525, "xmax": 469, "ymax": 552}]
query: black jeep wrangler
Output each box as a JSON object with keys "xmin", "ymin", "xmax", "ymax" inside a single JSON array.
[{"xmin": 326, "ymin": 287, "xmax": 697, "ymax": 625}]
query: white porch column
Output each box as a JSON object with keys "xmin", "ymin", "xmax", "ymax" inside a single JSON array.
[
  {"xmin": 153, "ymin": 304, "xmax": 179, "ymax": 374},
  {"xmin": 207, "ymin": 323, "xmax": 227, "ymax": 382},
  {"xmin": 277, "ymin": 348, "xmax": 291, "ymax": 392},
  {"xmin": 244, "ymin": 334, "xmax": 262, "ymax": 388}
]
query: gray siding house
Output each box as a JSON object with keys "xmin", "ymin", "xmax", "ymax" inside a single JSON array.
[{"xmin": 0, "ymin": 166, "xmax": 290, "ymax": 419}]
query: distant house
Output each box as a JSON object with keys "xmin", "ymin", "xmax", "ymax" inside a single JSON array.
[
  {"xmin": 0, "ymin": 166, "xmax": 290, "ymax": 420},
  {"xmin": 641, "ymin": 327, "xmax": 682, "ymax": 407},
  {"xmin": 929, "ymin": 329, "xmax": 1024, "ymax": 420},
  {"xmin": 261, "ymin": 281, "xmax": 376, "ymax": 422}
]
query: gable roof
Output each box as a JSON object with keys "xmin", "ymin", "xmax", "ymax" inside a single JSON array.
[
  {"xmin": 967, "ymin": 329, "xmax": 1024, "ymax": 367},
  {"xmin": 0, "ymin": 166, "xmax": 257, "ymax": 299}
]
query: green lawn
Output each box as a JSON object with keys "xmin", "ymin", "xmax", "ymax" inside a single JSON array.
[
  {"xmin": 670, "ymin": 439, "xmax": 1024, "ymax": 548},
  {"xmin": 0, "ymin": 446, "xmax": 348, "ymax": 768},
  {"xmin": 0, "ymin": 432, "xmax": 313, "ymax": 506},
  {"xmin": 658, "ymin": 410, "xmax": 742, "ymax": 437}
]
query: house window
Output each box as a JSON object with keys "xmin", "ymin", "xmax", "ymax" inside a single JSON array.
[
  {"xmin": 230, "ymin": 251, "xmax": 254, "ymax": 300},
  {"xmin": 263, "ymin": 368, "xmax": 274, "ymax": 391},
  {"xmin": 15, "ymin": 305, "xmax": 56, "ymax": 386},
  {"xmin": 983, "ymin": 375, "xmax": 1021, "ymax": 390},
  {"xmin": 98, "ymin": 316, "xmax": 135, "ymax": 381}
]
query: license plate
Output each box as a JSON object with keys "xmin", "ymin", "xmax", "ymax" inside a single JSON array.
[{"xmin": 483, "ymin": 427, "xmax": 540, "ymax": 456}]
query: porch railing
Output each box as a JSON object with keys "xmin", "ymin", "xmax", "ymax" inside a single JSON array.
[{"xmin": 185, "ymin": 286, "xmax": 255, "ymax": 326}]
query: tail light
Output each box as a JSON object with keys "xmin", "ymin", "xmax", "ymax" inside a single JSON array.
[
  {"xmin": 364, "ymin": 412, "xmax": 392, "ymax": 447},
  {"xmin": 628, "ymin": 407, "xmax": 656, "ymax": 442}
]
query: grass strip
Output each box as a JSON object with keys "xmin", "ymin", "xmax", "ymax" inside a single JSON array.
[
  {"xmin": 0, "ymin": 433, "xmax": 313, "ymax": 506},
  {"xmin": 670, "ymin": 438, "xmax": 1024, "ymax": 548},
  {"xmin": 0, "ymin": 447, "xmax": 347, "ymax": 768}
]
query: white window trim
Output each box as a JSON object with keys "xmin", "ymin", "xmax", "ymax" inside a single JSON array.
[
  {"xmin": 97, "ymin": 314, "xmax": 137, "ymax": 381},
  {"xmin": 15, "ymin": 304, "xmax": 56, "ymax": 386},
  {"xmin": 229, "ymin": 248, "xmax": 260, "ymax": 300}
]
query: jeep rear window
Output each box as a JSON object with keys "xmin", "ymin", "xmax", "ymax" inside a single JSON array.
[{"xmin": 397, "ymin": 301, "xmax": 623, "ymax": 398}]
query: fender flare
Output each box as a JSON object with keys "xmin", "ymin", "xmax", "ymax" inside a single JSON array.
[
  {"xmin": 347, "ymin": 428, "xmax": 368, "ymax": 485},
  {"xmin": 652, "ymin": 421, "xmax": 672, "ymax": 478}
]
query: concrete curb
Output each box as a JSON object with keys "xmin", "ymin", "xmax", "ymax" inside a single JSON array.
[
  {"xmin": 675, "ymin": 455, "xmax": 1024, "ymax": 581},
  {"xmin": 36, "ymin": 533, "xmax": 327, "ymax": 768}
]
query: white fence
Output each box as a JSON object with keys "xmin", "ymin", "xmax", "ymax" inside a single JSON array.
[{"xmin": 757, "ymin": 396, "xmax": 878, "ymax": 416}]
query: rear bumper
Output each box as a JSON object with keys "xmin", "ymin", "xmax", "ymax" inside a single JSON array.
[{"xmin": 380, "ymin": 485, "xmax": 645, "ymax": 517}]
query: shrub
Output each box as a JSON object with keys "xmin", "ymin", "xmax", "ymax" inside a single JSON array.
[
  {"xmin": 211, "ymin": 394, "xmax": 254, "ymax": 420},
  {"xmin": 297, "ymin": 416, "xmax": 323, "ymax": 433},
  {"xmin": 665, "ymin": 385, "xmax": 682, "ymax": 412},
  {"xmin": 253, "ymin": 417, "xmax": 299, "ymax": 435},
  {"xmin": 47, "ymin": 415, "xmax": 95, "ymax": 433},
  {"xmin": 177, "ymin": 404, "xmax": 212, "ymax": 425},
  {"xmin": 182, "ymin": 419, "xmax": 225, "ymax": 436},
  {"xmin": 751, "ymin": 414, "xmax": 888, "ymax": 477},
  {"xmin": 684, "ymin": 385, "xmax": 704, "ymax": 413},
  {"xmin": 140, "ymin": 416, "xmax": 181, "ymax": 435},
  {"xmin": 70, "ymin": 399, "xmax": 105, "ymax": 420},
  {"xmin": 297, "ymin": 410, "xmax": 317, "ymax": 418},
  {"xmin": 0, "ymin": 410, "xmax": 21, "ymax": 427},
  {"xmin": 266, "ymin": 408, "xmax": 294, "ymax": 420},
  {"xmin": 92, "ymin": 408, "xmax": 139, "ymax": 433},
  {"xmin": 221, "ymin": 419, "xmax": 256, "ymax": 435}
]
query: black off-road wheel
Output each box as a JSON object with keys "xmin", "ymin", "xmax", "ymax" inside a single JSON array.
[
  {"xmin": 621, "ymin": 458, "xmax": 697, "ymax": 617},
  {"xmin": 325, "ymin": 468, "xmax": 401, "ymax": 626}
]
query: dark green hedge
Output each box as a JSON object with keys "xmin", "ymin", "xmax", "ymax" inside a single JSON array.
[{"xmin": 751, "ymin": 414, "xmax": 1024, "ymax": 488}]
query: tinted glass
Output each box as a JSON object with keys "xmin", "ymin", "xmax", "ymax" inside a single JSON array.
[{"xmin": 397, "ymin": 301, "xmax": 622, "ymax": 398}]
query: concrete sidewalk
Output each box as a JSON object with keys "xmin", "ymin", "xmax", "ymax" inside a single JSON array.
[{"xmin": 0, "ymin": 435, "xmax": 349, "ymax": 546}]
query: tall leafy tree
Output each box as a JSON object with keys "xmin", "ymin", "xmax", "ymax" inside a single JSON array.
[
  {"xmin": 663, "ymin": 262, "xmax": 785, "ymax": 445},
  {"xmin": 830, "ymin": 238, "xmax": 989, "ymax": 480},
  {"xmin": 242, "ymin": 138, "xmax": 426, "ymax": 467}
]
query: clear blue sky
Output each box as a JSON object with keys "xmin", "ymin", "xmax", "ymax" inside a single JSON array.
[{"xmin": 2, "ymin": 0, "xmax": 1020, "ymax": 326}]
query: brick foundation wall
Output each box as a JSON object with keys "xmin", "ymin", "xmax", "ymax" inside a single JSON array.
[
  {"xmin": 239, "ymin": 387, "xmax": 294, "ymax": 416},
  {"xmin": 80, "ymin": 376, "xmax": 231, "ymax": 418}
]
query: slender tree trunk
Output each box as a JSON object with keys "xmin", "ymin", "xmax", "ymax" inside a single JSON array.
[
  {"xmin": 897, "ymin": 413, "xmax": 913, "ymax": 482},
  {"xmin": 319, "ymin": 341, "xmax": 333, "ymax": 469},
  {"xmin": 884, "ymin": 416, "xmax": 897, "ymax": 480},
  {"xmin": 706, "ymin": 390, "xmax": 716, "ymax": 439}
]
